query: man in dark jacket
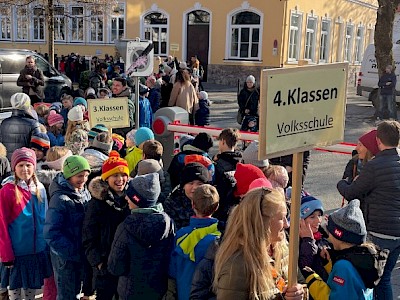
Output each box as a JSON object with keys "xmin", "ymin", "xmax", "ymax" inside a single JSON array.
[
  {"xmin": 0, "ymin": 93, "xmax": 41, "ymax": 161},
  {"xmin": 337, "ymin": 120, "xmax": 400, "ymax": 299},
  {"xmin": 111, "ymin": 78, "xmax": 135, "ymax": 137},
  {"xmin": 89, "ymin": 62, "xmax": 108, "ymax": 94},
  {"xmin": 146, "ymin": 76, "xmax": 161, "ymax": 113},
  {"xmin": 378, "ymin": 64, "xmax": 397, "ymax": 120},
  {"xmin": 17, "ymin": 55, "xmax": 44, "ymax": 104}
]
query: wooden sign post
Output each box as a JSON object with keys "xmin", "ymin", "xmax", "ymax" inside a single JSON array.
[{"xmin": 258, "ymin": 63, "xmax": 348, "ymax": 287}]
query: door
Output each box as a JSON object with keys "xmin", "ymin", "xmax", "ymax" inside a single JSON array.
[{"xmin": 186, "ymin": 10, "xmax": 210, "ymax": 81}]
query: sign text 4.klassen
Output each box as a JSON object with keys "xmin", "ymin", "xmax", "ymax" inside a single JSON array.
[{"xmin": 273, "ymin": 87, "xmax": 338, "ymax": 106}]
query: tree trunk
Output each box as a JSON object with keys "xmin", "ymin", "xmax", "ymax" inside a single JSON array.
[
  {"xmin": 47, "ymin": 0, "xmax": 55, "ymax": 67},
  {"xmin": 375, "ymin": 0, "xmax": 400, "ymax": 76}
]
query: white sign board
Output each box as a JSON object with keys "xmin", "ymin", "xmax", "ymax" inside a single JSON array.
[
  {"xmin": 126, "ymin": 41, "xmax": 154, "ymax": 77},
  {"xmin": 259, "ymin": 63, "xmax": 348, "ymax": 159},
  {"xmin": 88, "ymin": 97, "xmax": 130, "ymax": 129}
]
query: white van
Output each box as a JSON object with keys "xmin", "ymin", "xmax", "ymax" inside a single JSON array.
[{"xmin": 357, "ymin": 43, "xmax": 400, "ymax": 107}]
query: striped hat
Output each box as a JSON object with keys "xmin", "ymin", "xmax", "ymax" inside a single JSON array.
[
  {"xmin": 101, "ymin": 151, "xmax": 129, "ymax": 180},
  {"xmin": 88, "ymin": 124, "xmax": 109, "ymax": 141},
  {"xmin": 30, "ymin": 133, "xmax": 51, "ymax": 154},
  {"xmin": 11, "ymin": 147, "xmax": 37, "ymax": 170},
  {"xmin": 47, "ymin": 112, "xmax": 64, "ymax": 127}
]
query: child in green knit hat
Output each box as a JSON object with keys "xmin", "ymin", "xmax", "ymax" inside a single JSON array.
[{"xmin": 44, "ymin": 155, "xmax": 92, "ymax": 299}]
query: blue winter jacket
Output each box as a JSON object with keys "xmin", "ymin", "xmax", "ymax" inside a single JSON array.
[
  {"xmin": 47, "ymin": 131, "xmax": 65, "ymax": 147},
  {"xmin": 44, "ymin": 173, "xmax": 91, "ymax": 262},
  {"xmin": 148, "ymin": 87, "xmax": 161, "ymax": 113},
  {"xmin": 169, "ymin": 217, "xmax": 220, "ymax": 300},
  {"xmin": 108, "ymin": 204, "xmax": 175, "ymax": 300},
  {"xmin": 139, "ymin": 96, "xmax": 153, "ymax": 128}
]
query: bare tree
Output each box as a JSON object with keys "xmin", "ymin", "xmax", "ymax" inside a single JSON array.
[
  {"xmin": 2, "ymin": 0, "xmax": 118, "ymax": 67},
  {"xmin": 375, "ymin": 0, "xmax": 400, "ymax": 76}
]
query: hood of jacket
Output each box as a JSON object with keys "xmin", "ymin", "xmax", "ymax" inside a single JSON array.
[
  {"xmin": 11, "ymin": 108, "xmax": 36, "ymax": 120},
  {"xmin": 124, "ymin": 204, "xmax": 174, "ymax": 247},
  {"xmin": 49, "ymin": 172, "xmax": 91, "ymax": 202},
  {"xmin": 332, "ymin": 245, "xmax": 389, "ymax": 289},
  {"xmin": 182, "ymin": 144, "xmax": 205, "ymax": 153},
  {"xmin": 88, "ymin": 176, "xmax": 128, "ymax": 210},
  {"xmin": 36, "ymin": 169, "xmax": 60, "ymax": 190},
  {"xmin": 82, "ymin": 148, "xmax": 108, "ymax": 169}
]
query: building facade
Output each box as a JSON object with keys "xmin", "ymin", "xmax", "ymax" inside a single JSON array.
[{"xmin": 0, "ymin": 0, "xmax": 377, "ymax": 85}]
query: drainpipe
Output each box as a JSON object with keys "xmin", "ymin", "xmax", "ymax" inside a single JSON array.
[{"xmin": 280, "ymin": 0, "xmax": 289, "ymax": 68}]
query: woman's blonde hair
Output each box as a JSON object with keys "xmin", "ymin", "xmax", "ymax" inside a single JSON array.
[
  {"xmin": 214, "ymin": 188, "xmax": 288, "ymax": 300},
  {"xmin": 65, "ymin": 119, "xmax": 86, "ymax": 141}
]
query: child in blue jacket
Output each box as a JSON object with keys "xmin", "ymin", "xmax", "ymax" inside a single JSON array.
[
  {"xmin": 138, "ymin": 84, "xmax": 153, "ymax": 128},
  {"xmin": 304, "ymin": 200, "xmax": 388, "ymax": 300},
  {"xmin": 167, "ymin": 184, "xmax": 220, "ymax": 300},
  {"xmin": 44, "ymin": 155, "xmax": 92, "ymax": 299}
]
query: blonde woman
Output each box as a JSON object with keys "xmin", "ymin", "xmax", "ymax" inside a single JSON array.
[{"xmin": 214, "ymin": 188, "xmax": 304, "ymax": 300}]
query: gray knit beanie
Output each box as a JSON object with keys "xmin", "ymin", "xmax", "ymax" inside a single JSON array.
[
  {"xmin": 327, "ymin": 199, "xmax": 367, "ymax": 245},
  {"xmin": 126, "ymin": 173, "xmax": 161, "ymax": 208},
  {"xmin": 92, "ymin": 135, "xmax": 113, "ymax": 154},
  {"xmin": 241, "ymin": 140, "xmax": 269, "ymax": 168}
]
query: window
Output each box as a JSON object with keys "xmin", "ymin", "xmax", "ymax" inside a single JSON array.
[
  {"xmin": 0, "ymin": 6, "xmax": 11, "ymax": 40},
  {"xmin": 71, "ymin": 6, "xmax": 84, "ymax": 42},
  {"xmin": 110, "ymin": 4, "xmax": 125, "ymax": 42},
  {"xmin": 89, "ymin": 10, "xmax": 104, "ymax": 42},
  {"xmin": 319, "ymin": 19, "xmax": 331, "ymax": 62},
  {"xmin": 354, "ymin": 26, "xmax": 364, "ymax": 63},
  {"xmin": 32, "ymin": 6, "xmax": 45, "ymax": 41},
  {"xmin": 344, "ymin": 24, "xmax": 354, "ymax": 62},
  {"xmin": 229, "ymin": 11, "xmax": 261, "ymax": 59},
  {"xmin": 143, "ymin": 12, "xmax": 168, "ymax": 56},
  {"xmin": 15, "ymin": 6, "xmax": 28, "ymax": 40},
  {"xmin": 305, "ymin": 16, "xmax": 317, "ymax": 61},
  {"xmin": 288, "ymin": 12, "xmax": 302, "ymax": 61},
  {"xmin": 54, "ymin": 6, "xmax": 66, "ymax": 41}
]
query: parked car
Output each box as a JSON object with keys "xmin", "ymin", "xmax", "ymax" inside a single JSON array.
[
  {"xmin": 0, "ymin": 49, "xmax": 72, "ymax": 110},
  {"xmin": 357, "ymin": 43, "xmax": 400, "ymax": 107}
]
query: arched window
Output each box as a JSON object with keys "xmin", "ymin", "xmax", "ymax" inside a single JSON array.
[
  {"xmin": 143, "ymin": 12, "xmax": 168, "ymax": 56},
  {"xmin": 228, "ymin": 10, "xmax": 261, "ymax": 60}
]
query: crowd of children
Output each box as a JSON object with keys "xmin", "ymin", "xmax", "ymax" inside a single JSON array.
[{"xmin": 0, "ymin": 85, "xmax": 395, "ymax": 300}]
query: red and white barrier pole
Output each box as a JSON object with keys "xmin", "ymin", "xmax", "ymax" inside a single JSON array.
[{"xmin": 166, "ymin": 123, "xmax": 356, "ymax": 155}]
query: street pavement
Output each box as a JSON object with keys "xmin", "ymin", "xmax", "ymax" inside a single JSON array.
[{"xmin": 204, "ymin": 82, "xmax": 400, "ymax": 298}]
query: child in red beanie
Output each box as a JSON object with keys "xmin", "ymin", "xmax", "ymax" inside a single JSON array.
[{"xmin": 82, "ymin": 151, "xmax": 130, "ymax": 299}]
